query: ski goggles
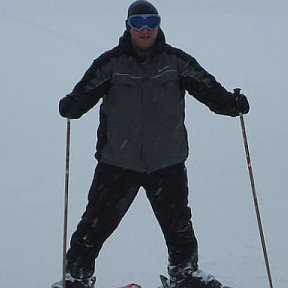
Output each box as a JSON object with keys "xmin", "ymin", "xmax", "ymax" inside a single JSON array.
[{"xmin": 127, "ymin": 14, "xmax": 161, "ymax": 31}]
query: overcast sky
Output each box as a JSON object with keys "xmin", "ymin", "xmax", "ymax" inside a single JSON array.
[{"xmin": 0, "ymin": 1, "xmax": 287, "ymax": 288}]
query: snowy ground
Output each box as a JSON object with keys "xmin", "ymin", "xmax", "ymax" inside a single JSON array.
[{"xmin": 1, "ymin": 1, "xmax": 287, "ymax": 288}]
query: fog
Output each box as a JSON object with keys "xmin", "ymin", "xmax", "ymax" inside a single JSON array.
[{"xmin": 1, "ymin": 1, "xmax": 287, "ymax": 287}]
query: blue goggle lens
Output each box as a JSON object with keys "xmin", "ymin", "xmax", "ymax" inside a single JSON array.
[{"xmin": 128, "ymin": 14, "xmax": 161, "ymax": 30}]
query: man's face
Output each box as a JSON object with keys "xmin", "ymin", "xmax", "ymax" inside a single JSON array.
[{"xmin": 130, "ymin": 27, "xmax": 159, "ymax": 51}]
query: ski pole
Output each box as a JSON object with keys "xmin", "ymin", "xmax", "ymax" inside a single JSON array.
[
  {"xmin": 62, "ymin": 118, "xmax": 71, "ymax": 288},
  {"xmin": 234, "ymin": 88, "xmax": 273, "ymax": 288}
]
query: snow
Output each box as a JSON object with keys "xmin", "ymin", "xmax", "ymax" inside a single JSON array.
[{"xmin": 1, "ymin": 1, "xmax": 287, "ymax": 287}]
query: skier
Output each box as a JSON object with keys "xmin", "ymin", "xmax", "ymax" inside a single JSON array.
[{"xmin": 53, "ymin": 1, "xmax": 249, "ymax": 288}]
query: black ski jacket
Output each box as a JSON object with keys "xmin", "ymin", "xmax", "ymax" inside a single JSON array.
[{"xmin": 60, "ymin": 29, "xmax": 240, "ymax": 173}]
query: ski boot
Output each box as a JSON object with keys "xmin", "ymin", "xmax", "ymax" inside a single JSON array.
[
  {"xmin": 51, "ymin": 274, "xmax": 96, "ymax": 288},
  {"xmin": 160, "ymin": 267, "xmax": 233, "ymax": 288},
  {"xmin": 162, "ymin": 258, "xmax": 234, "ymax": 288}
]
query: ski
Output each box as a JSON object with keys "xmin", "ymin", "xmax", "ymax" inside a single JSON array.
[
  {"xmin": 51, "ymin": 280, "xmax": 141, "ymax": 288},
  {"xmin": 52, "ymin": 275, "xmax": 234, "ymax": 288},
  {"xmin": 159, "ymin": 274, "xmax": 234, "ymax": 288},
  {"xmin": 119, "ymin": 285, "xmax": 141, "ymax": 288}
]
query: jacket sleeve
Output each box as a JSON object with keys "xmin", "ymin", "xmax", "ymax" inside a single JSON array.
[
  {"xmin": 59, "ymin": 52, "xmax": 113, "ymax": 119},
  {"xmin": 177, "ymin": 50, "xmax": 239, "ymax": 117}
]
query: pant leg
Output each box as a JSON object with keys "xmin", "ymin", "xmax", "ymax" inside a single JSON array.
[
  {"xmin": 144, "ymin": 163, "xmax": 198, "ymax": 269},
  {"xmin": 66, "ymin": 162, "xmax": 141, "ymax": 279}
]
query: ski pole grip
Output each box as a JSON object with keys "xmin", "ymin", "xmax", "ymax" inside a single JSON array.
[
  {"xmin": 234, "ymin": 88, "xmax": 242, "ymax": 116},
  {"xmin": 234, "ymin": 88, "xmax": 241, "ymax": 96}
]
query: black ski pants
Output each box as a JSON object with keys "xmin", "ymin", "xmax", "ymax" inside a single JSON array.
[{"xmin": 66, "ymin": 162, "xmax": 198, "ymax": 279}]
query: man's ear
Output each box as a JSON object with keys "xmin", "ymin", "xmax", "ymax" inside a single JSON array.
[{"xmin": 125, "ymin": 20, "xmax": 130, "ymax": 30}]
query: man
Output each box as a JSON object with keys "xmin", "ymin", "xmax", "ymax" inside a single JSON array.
[{"xmin": 53, "ymin": 1, "xmax": 249, "ymax": 288}]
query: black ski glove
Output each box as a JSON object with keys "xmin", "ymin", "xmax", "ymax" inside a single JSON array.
[
  {"xmin": 59, "ymin": 97, "xmax": 73, "ymax": 118},
  {"xmin": 235, "ymin": 93, "xmax": 250, "ymax": 115},
  {"xmin": 59, "ymin": 96, "xmax": 82, "ymax": 119}
]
